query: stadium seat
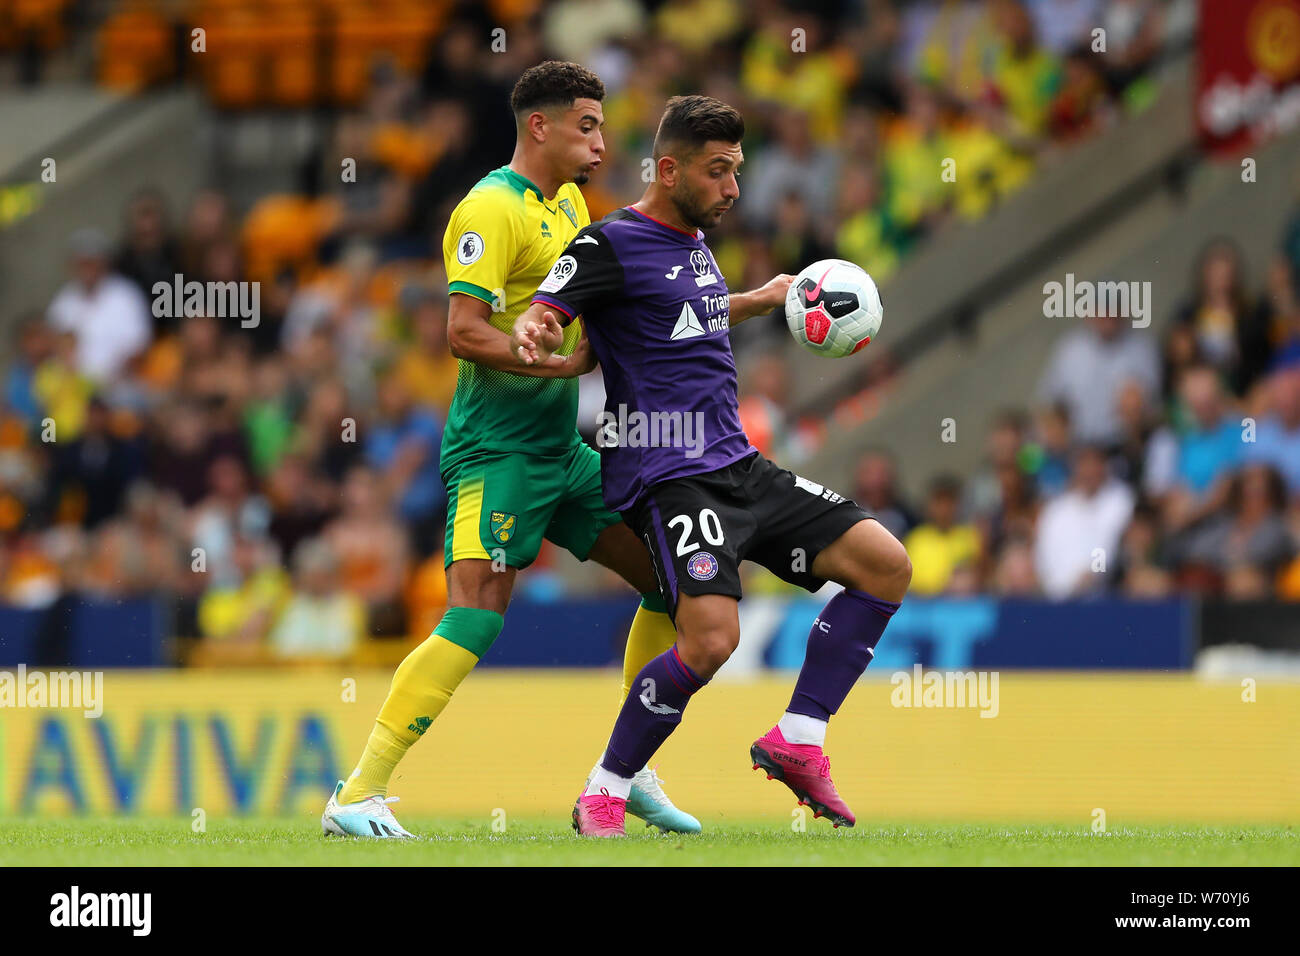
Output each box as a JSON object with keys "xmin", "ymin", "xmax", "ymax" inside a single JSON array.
[{"xmin": 96, "ymin": 6, "xmax": 175, "ymax": 92}]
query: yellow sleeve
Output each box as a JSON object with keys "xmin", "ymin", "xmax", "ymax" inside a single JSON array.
[{"xmin": 443, "ymin": 189, "xmax": 519, "ymax": 307}]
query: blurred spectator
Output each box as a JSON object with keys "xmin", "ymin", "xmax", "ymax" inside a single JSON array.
[
  {"xmin": 191, "ymin": 455, "xmax": 272, "ymax": 591},
  {"xmin": 266, "ymin": 451, "xmax": 333, "ymax": 564},
  {"xmin": 269, "ymin": 537, "xmax": 366, "ymax": 659},
  {"xmin": 967, "ymin": 408, "xmax": 1028, "ymax": 516},
  {"xmin": 179, "ymin": 190, "xmax": 236, "ymax": 279},
  {"xmin": 1037, "ymin": 311, "xmax": 1160, "ymax": 447},
  {"xmin": 47, "ymin": 228, "xmax": 152, "ymax": 384},
  {"xmin": 324, "ymin": 465, "xmax": 411, "ymax": 636},
  {"xmin": 3, "ymin": 316, "xmax": 54, "ymax": 427},
  {"xmin": 1048, "ymin": 45, "xmax": 1109, "ymax": 140},
  {"xmin": 542, "ymin": 0, "xmax": 646, "ymax": 64},
  {"xmin": 1242, "ymin": 360, "xmax": 1300, "ymax": 499},
  {"xmin": 392, "ymin": 286, "xmax": 458, "ymax": 417},
  {"xmin": 984, "ymin": 0, "xmax": 1063, "ymax": 143},
  {"xmin": 903, "ymin": 474, "xmax": 981, "ymax": 595},
  {"xmin": 1170, "ymin": 238, "xmax": 1269, "ymax": 397},
  {"xmin": 1171, "ymin": 464, "xmax": 1294, "ymax": 596},
  {"xmin": 197, "ymin": 532, "xmax": 289, "ymax": 643},
  {"xmin": 992, "ymin": 535, "xmax": 1039, "ymax": 594},
  {"xmin": 1022, "ymin": 402, "xmax": 1072, "ymax": 498},
  {"xmin": 44, "ymin": 396, "xmax": 141, "ymax": 529},
  {"xmin": 148, "ymin": 400, "xmax": 247, "ymax": 507},
  {"xmin": 744, "ymin": 109, "xmax": 840, "ymax": 231},
  {"xmin": 738, "ymin": 352, "xmax": 808, "ymax": 464},
  {"xmin": 1114, "ymin": 500, "xmax": 1172, "ymax": 597},
  {"xmin": 1112, "ymin": 378, "xmax": 1160, "ymax": 488},
  {"xmin": 364, "ymin": 373, "xmax": 445, "ymax": 557},
  {"xmin": 834, "ymin": 163, "xmax": 901, "ymax": 283},
  {"xmin": 1028, "ymin": 0, "xmax": 1100, "ymax": 56},
  {"xmin": 243, "ymin": 356, "xmax": 296, "ymax": 478},
  {"xmin": 1256, "ymin": 255, "xmax": 1300, "ymax": 366},
  {"xmin": 79, "ymin": 482, "xmax": 187, "ymax": 599},
  {"xmin": 982, "ymin": 462, "xmax": 1039, "ymax": 561},
  {"xmin": 113, "ymin": 187, "xmax": 182, "ymax": 329},
  {"xmin": 32, "ymin": 329, "xmax": 96, "ymax": 443},
  {"xmin": 1097, "ymin": 0, "xmax": 1166, "ymax": 96},
  {"xmin": 1034, "ymin": 444, "xmax": 1134, "ymax": 597},
  {"xmin": 1147, "ymin": 365, "xmax": 1241, "ymax": 530},
  {"xmin": 852, "ymin": 448, "xmax": 918, "ymax": 542}
]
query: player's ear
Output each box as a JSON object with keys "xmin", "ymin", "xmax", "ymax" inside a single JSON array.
[
  {"xmin": 524, "ymin": 110, "xmax": 548, "ymax": 144},
  {"xmin": 657, "ymin": 155, "xmax": 678, "ymax": 187}
]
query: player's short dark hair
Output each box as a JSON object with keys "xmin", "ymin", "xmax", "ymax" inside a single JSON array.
[
  {"xmin": 509, "ymin": 61, "xmax": 605, "ymax": 120},
  {"xmin": 652, "ymin": 95, "xmax": 745, "ymax": 160}
]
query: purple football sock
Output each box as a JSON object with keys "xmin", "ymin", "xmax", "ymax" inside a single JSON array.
[
  {"xmin": 788, "ymin": 588, "xmax": 900, "ymax": 721},
  {"xmin": 601, "ymin": 645, "xmax": 707, "ymax": 777}
]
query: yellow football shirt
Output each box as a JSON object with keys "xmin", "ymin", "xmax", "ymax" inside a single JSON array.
[{"xmin": 441, "ymin": 166, "xmax": 591, "ymax": 471}]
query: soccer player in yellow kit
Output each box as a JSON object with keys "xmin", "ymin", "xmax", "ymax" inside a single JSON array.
[{"xmin": 322, "ymin": 62, "xmax": 699, "ymax": 837}]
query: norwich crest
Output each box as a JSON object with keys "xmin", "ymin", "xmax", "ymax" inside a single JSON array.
[
  {"xmin": 490, "ymin": 511, "xmax": 517, "ymax": 544},
  {"xmin": 558, "ymin": 197, "xmax": 578, "ymax": 227}
]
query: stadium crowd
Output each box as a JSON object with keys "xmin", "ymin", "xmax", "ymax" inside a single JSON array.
[{"xmin": 0, "ymin": 0, "xmax": 1246, "ymax": 660}]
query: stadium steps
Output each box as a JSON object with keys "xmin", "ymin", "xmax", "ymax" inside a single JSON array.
[
  {"xmin": 796, "ymin": 62, "xmax": 1300, "ymax": 500},
  {"xmin": 0, "ymin": 87, "xmax": 204, "ymax": 330}
]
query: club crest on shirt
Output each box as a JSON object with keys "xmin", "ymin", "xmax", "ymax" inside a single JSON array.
[
  {"xmin": 490, "ymin": 511, "xmax": 517, "ymax": 544},
  {"xmin": 690, "ymin": 249, "xmax": 717, "ymax": 286},
  {"xmin": 686, "ymin": 551, "xmax": 719, "ymax": 581},
  {"xmin": 558, "ymin": 197, "xmax": 578, "ymax": 227}
]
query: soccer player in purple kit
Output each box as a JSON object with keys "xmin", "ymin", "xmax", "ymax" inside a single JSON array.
[{"xmin": 511, "ymin": 95, "xmax": 913, "ymax": 837}]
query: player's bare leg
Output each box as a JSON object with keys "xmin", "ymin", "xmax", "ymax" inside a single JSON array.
[
  {"xmin": 751, "ymin": 518, "xmax": 911, "ymax": 827},
  {"xmin": 578, "ymin": 521, "xmax": 702, "ymax": 834}
]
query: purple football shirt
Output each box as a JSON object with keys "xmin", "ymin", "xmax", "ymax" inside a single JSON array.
[{"xmin": 533, "ymin": 206, "xmax": 756, "ymax": 512}]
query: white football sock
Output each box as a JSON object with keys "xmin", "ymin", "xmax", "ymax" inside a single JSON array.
[
  {"xmin": 778, "ymin": 711, "xmax": 828, "ymax": 746},
  {"xmin": 585, "ymin": 767, "xmax": 633, "ymax": 800}
]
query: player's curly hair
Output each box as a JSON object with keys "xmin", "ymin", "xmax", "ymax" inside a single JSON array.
[
  {"xmin": 653, "ymin": 95, "xmax": 745, "ymax": 159},
  {"xmin": 510, "ymin": 61, "xmax": 605, "ymax": 119}
]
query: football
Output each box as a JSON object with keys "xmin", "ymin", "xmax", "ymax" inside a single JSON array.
[{"xmin": 785, "ymin": 258, "xmax": 883, "ymax": 358}]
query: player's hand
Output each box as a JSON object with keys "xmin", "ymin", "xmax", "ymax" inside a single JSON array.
[
  {"xmin": 756, "ymin": 273, "xmax": 795, "ymax": 310},
  {"xmin": 513, "ymin": 309, "xmax": 564, "ymax": 366},
  {"xmin": 567, "ymin": 331, "xmax": 598, "ymax": 376}
]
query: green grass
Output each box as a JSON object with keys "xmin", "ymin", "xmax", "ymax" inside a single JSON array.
[{"xmin": 1, "ymin": 818, "xmax": 1295, "ymax": 866}]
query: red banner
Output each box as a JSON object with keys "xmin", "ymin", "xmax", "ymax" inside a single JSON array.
[{"xmin": 1198, "ymin": 0, "xmax": 1300, "ymax": 154}]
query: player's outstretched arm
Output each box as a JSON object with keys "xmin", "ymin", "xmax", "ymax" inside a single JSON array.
[
  {"xmin": 729, "ymin": 273, "xmax": 794, "ymax": 326},
  {"xmin": 448, "ymin": 293, "xmax": 585, "ymax": 378}
]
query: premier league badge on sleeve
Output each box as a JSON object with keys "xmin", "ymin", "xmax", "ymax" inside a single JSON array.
[{"xmin": 686, "ymin": 550, "xmax": 719, "ymax": 581}]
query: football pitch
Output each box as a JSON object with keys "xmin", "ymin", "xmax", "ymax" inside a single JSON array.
[{"xmin": 1, "ymin": 818, "xmax": 1295, "ymax": 866}]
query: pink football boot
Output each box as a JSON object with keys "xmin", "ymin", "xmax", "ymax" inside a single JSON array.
[
  {"xmin": 750, "ymin": 725, "xmax": 856, "ymax": 828},
  {"xmin": 572, "ymin": 787, "xmax": 627, "ymax": 837}
]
